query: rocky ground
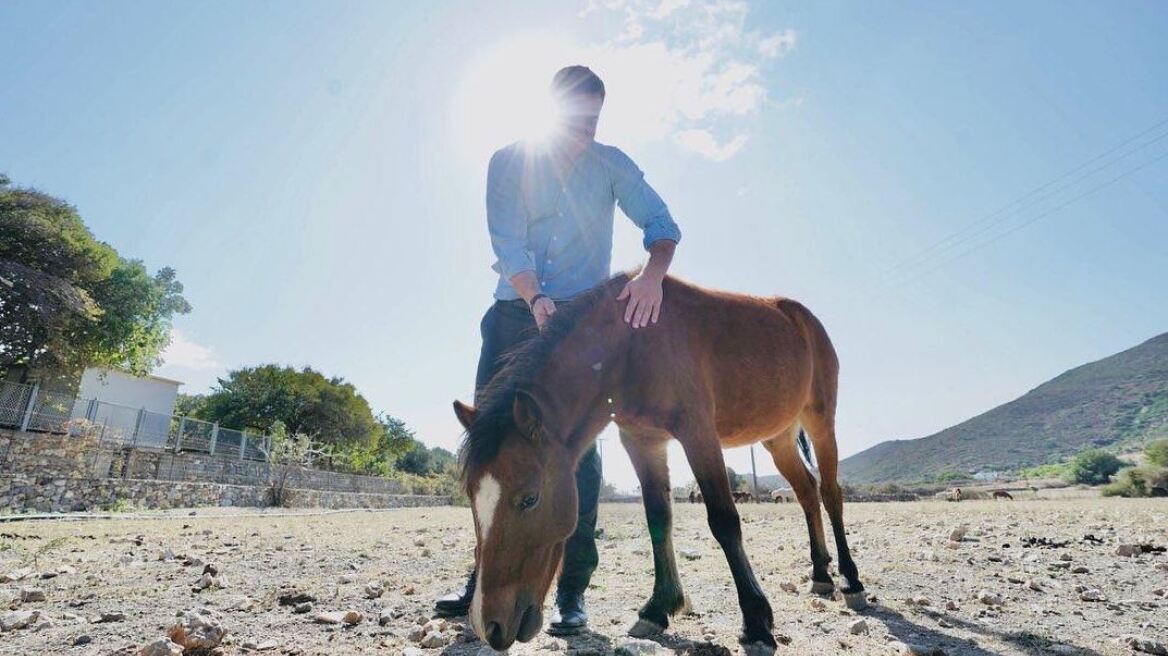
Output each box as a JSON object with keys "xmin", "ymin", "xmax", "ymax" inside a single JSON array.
[{"xmin": 1, "ymin": 499, "xmax": 1166, "ymax": 656}]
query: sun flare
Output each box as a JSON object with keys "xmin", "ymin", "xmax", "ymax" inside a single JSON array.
[{"xmin": 451, "ymin": 34, "xmax": 581, "ymax": 165}]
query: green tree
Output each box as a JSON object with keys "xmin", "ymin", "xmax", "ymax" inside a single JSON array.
[
  {"xmin": 725, "ymin": 466, "xmax": 743, "ymax": 491},
  {"xmin": 194, "ymin": 365, "xmax": 381, "ymax": 450},
  {"xmin": 1065, "ymin": 448, "xmax": 1127, "ymax": 485},
  {"xmin": 1145, "ymin": 439, "xmax": 1168, "ymax": 468},
  {"xmin": 0, "ymin": 175, "xmax": 190, "ymax": 385}
]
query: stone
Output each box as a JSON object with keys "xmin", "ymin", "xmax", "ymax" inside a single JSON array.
[
  {"xmin": 893, "ymin": 641, "xmax": 946, "ymax": 656},
  {"xmin": 779, "ymin": 581, "xmax": 798, "ymax": 594},
  {"xmin": 944, "ymin": 600, "xmax": 959, "ymax": 611},
  {"xmin": 293, "ymin": 602, "xmax": 314, "ymax": 614},
  {"xmin": 1, "ymin": 610, "xmax": 40, "ymax": 632},
  {"xmin": 948, "ymin": 525, "xmax": 969, "ymax": 542},
  {"xmin": 20, "ymin": 587, "xmax": 46, "ymax": 602},
  {"xmin": 365, "ymin": 581, "xmax": 385, "ymax": 599},
  {"xmin": 423, "ymin": 618, "xmax": 447, "ymax": 633},
  {"xmin": 809, "ymin": 598, "xmax": 826, "ymax": 611},
  {"xmin": 192, "ymin": 572, "xmax": 216, "ymax": 591},
  {"xmin": 168, "ymin": 608, "xmax": 226, "ymax": 650},
  {"xmin": 0, "ymin": 568, "xmax": 33, "ymax": 583},
  {"xmin": 343, "ymin": 610, "xmax": 364, "ymax": 625},
  {"xmin": 680, "ymin": 550, "xmax": 701, "ymax": 561},
  {"xmin": 1116, "ymin": 544, "xmax": 1142, "ymax": 557},
  {"xmin": 99, "ymin": 611, "xmax": 127, "ymax": 623},
  {"xmin": 138, "ymin": 638, "xmax": 184, "ymax": 656},
  {"xmin": 848, "ymin": 618, "xmax": 869, "ymax": 635},
  {"xmin": 403, "ymin": 648, "xmax": 426, "ymax": 656},
  {"xmin": 1071, "ymin": 566, "xmax": 1089, "ymax": 574},
  {"xmin": 909, "ymin": 595, "xmax": 931, "ymax": 606},
  {"xmin": 1121, "ymin": 635, "xmax": 1168, "ymax": 656},
  {"xmin": 338, "ymin": 574, "xmax": 357, "ymax": 584},
  {"xmin": 228, "ymin": 595, "xmax": 260, "ymax": 612},
  {"xmin": 278, "ymin": 589, "xmax": 316, "ymax": 606},
  {"xmin": 73, "ymin": 634, "xmax": 92, "ymax": 646},
  {"xmin": 315, "ymin": 612, "xmax": 345, "ymax": 625},
  {"xmin": 615, "ymin": 638, "xmax": 668, "ymax": 656},
  {"xmin": 1079, "ymin": 589, "xmax": 1103, "ymax": 602},
  {"xmin": 1025, "ymin": 579, "xmax": 1042, "ymax": 591},
  {"xmin": 242, "ymin": 637, "xmax": 279, "ymax": 650},
  {"xmin": 421, "ymin": 631, "xmax": 448, "ymax": 648},
  {"xmin": 408, "ymin": 624, "xmax": 427, "ymax": 642},
  {"xmin": 977, "ymin": 590, "xmax": 1004, "ymax": 606}
]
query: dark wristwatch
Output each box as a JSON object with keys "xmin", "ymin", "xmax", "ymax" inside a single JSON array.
[{"xmin": 528, "ymin": 293, "xmax": 549, "ymax": 309}]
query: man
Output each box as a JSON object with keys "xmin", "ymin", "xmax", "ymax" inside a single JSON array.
[{"xmin": 434, "ymin": 65, "xmax": 681, "ymax": 636}]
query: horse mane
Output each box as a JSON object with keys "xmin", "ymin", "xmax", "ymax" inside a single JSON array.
[{"xmin": 457, "ymin": 272, "xmax": 633, "ymax": 490}]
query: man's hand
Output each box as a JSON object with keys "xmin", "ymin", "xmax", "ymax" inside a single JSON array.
[
  {"xmin": 617, "ymin": 273, "xmax": 664, "ymax": 329},
  {"xmin": 531, "ymin": 296, "xmax": 557, "ymax": 331}
]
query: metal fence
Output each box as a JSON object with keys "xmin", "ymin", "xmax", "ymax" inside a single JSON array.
[{"xmin": 0, "ymin": 379, "xmax": 270, "ymax": 462}]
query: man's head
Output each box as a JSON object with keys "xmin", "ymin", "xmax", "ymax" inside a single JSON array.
[{"xmin": 550, "ymin": 65, "xmax": 605, "ymax": 143}]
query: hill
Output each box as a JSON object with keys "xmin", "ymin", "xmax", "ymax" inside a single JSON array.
[{"xmin": 839, "ymin": 332, "xmax": 1168, "ymax": 484}]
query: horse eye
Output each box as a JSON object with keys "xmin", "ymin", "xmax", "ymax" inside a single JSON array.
[{"xmin": 519, "ymin": 494, "xmax": 539, "ymax": 511}]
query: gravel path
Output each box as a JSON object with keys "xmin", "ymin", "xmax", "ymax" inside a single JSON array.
[{"xmin": 1, "ymin": 499, "xmax": 1165, "ymax": 656}]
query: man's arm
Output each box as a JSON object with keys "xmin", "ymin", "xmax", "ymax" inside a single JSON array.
[
  {"xmin": 486, "ymin": 149, "xmax": 557, "ymax": 329},
  {"xmin": 608, "ymin": 147, "xmax": 682, "ymax": 328}
]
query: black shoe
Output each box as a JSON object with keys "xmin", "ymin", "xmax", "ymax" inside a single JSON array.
[
  {"xmin": 434, "ymin": 569, "xmax": 476, "ymax": 618},
  {"xmin": 547, "ymin": 589, "xmax": 588, "ymax": 636}
]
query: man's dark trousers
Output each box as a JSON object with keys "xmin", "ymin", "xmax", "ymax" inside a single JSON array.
[{"xmin": 475, "ymin": 298, "xmax": 601, "ymax": 594}]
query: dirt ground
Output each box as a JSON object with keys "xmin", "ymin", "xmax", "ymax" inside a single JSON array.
[{"xmin": 2, "ymin": 499, "xmax": 1166, "ymax": 656}]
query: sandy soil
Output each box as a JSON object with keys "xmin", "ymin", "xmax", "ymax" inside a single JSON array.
[{"xmin": 1, "ymin": 499, "xmax": 1166, "ymax": 656}]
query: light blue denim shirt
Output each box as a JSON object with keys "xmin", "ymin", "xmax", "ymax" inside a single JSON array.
[{"xmin": 486, "ymin": 140, "xmax": 681, "ymax": 301}]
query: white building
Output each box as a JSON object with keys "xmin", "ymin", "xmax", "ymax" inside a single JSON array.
[{"xmin": 77, "ymin": 368, "xmax": 184, "ymax": 448}]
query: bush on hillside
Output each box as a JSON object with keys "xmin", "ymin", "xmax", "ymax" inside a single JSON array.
[
  {"xmin": 1145, "ymin": 439, "xmax": 1168, "ymax": 468},
  {"xmin": 1065, "ymin": 448, "xmax": 1127, "ymax": 486},
  {"xmin": 1102, "ymin": 466, "xmax": 1168, "ymax": 497}
]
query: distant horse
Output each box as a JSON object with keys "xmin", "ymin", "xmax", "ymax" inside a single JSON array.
[
  {"xmin": 949, "ymin": 488, "xmax": 963, "ymax": 502},
  {"xmin": 732, "ymin": 491, "xmax": 755, "ymax": 504},
  {"xmin": 992, "ymin": 489, "xmax": 1014, "ymax": 500},
  {"xmin": 689, "ymin": 489, "xmax": 702, "ymax": 504},
  {"xmin": 453, "ymin": 274, "xmax": 865, "ymax": 655}
]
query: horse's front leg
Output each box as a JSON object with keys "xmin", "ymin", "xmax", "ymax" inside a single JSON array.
[
  {"xmin": 679, "ymin": 422, "xmax": 777, "ymax": 656},
  {"xmin": 619, "ymin": 429, "xmax": 687, "ymax": 637}
]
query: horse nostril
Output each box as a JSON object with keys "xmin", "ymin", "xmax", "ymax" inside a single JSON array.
[{"xmin": 486, "ymin": 621, "xmax": 506, "ymax": 649}]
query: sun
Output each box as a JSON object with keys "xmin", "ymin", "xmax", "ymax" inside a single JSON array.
[{"xmin": 451, "ymin": 34, "xmax": 581, "ymax": 165}]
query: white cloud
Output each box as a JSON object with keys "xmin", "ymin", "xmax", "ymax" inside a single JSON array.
[
  {"xmin": 160, "ymin": 330, "xmax": 221, "ymax": 371},
  {"xmin": 581, "ymin": 0, "xmax": 797, "ymax": 161},
  {"xmin": 674, "ymin": 129, "xmax": 748, "ymax": 161}
]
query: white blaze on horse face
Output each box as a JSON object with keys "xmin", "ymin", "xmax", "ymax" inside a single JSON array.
[{"xmin": 470, "ymin": 473, "xmax": 501, "ymax": 639}]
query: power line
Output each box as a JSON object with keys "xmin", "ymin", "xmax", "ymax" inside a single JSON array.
[
  {"xmin": 879, "ymin": 117, "xmax": 1168, "ymax": 287},
  {"xmin": 887, "ymin": 149, "xmax": 1168, "ymax": 292}
]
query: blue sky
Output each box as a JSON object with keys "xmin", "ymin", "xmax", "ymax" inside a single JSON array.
[{"xmin": 3, "ymin": 0, "xmax": 1166, "ymax": 491}]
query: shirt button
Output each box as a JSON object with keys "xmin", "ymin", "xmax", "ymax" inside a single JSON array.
[
  {"xmin": 546, "ymin": 259, "xmax": 552, "ymax": 264},
  {"xmin": 552, "ymin": 236, "xmax": 558, "ymax": 241}
]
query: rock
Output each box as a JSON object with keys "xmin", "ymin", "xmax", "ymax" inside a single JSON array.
[
  {"xmin": 1025, "ymin": 579, "xmax": 1042, "ymax": 591},
  {"xmin": 403, "ymin": 648, "xmax": 426, "ymax": 656},
  {"xmin": 20, "ymin": 587, "xmax": 46, "ymax": 602},
  {"xmin": 343, "ymin": 610, "xmax": 364, "ymax": 625},
  {"xmin": 293, "ymin": 602, "xmax": 313, "ymax": 614},
  {"xmin": 893, "ymin": 641, "xmax": 946, "ymax": 656},
  {"xmin": 848, "ymin": 618, "xmax": 869, "ymax": 635},
  {"xmin": 192, "ymin": 572, "xmax": 216, "ymax": 591},
  {"xmin": 408, "ymin": 624, "xmax": 427, "ymax": 642},
  {"xmin": 779, "ymin": 581, "xmax": 798, "ymax": 594},
  {"xmin": 1156, "ymin": 562, "xmax": 1168, "ymax": 573},
  {"xmin": 379, "ymin": 607, "xmax": 399, "ymax": 625},
  {"xmin": 168, "ymin": 608, "xmax": 226, "ymax": 650},
  {"xmin": 909, "ymin": 595, "xmax": 931, "ymax": 606},
  {"xmin": 944, "ymin": 600, "xmax": 959, "ymax": 611},
  {"xmin": 1, "ymin": 610, "xmax": 40, "ymax": 632},
  {"xmin": 338, "ymin": 574, "xmax": 357, "ymax": 584},
  {"xmin": 138, "ymin": 638, "xmax": 184, "ymax": 656},
  {"xmin": 0, "ymin": 568, "xmax": 33, "ymax": 583},
  {"xmin": 809, "ymin": 598, "xmax": 826, "ymax": 611},
  {"xmin": 242, "ymin": 637, "xmax": 279, "ymax": 650},
  {"xmin": 421, "ymin": 631, "xmax": 448, "ymax": 648},
  {"xmin": 680, "ymin": 550, "xmax": 701, "ymax": 561},
  {"xmin": 1121, "ymin": 635, "xmax": 1168, "ymax": 656},
  {"xmin": 73, "ymin": 634, "xmax": 92, "ymax": 646},
  {"xmin": 615, "ymin": 638, "xmax": 668, "ymax": 656},
  {"xmin": 365, "ymin": 581, "xmax": 385, "ymax": 599},
  {"xmin": 948, "ymin": 525, "xmax": 969, "ymax": 542},
  {"xmin": 1071, "ymin": 566, "xmax": 1089, "ymax": 574},
  {"xmin": 1079, "ymin": 589, "xmax": 1103, "ymax": 602},
  {"xmin": 977, "ymin": 590, "xmax": 1004, "ymax": 606},
  {"xmin": 99, "ymin": 611, "xmax": 127, "ymax": 623},
  {"xmin": 315, "ymin": 612, "xmax": 345, "ymax": 625},
  {"xmin": 277, "ymin": 589, "xmax": 316, "ymax": 606},
  {"xmin": 1116, "ymin": 544, "xmax": 1141, "ymax": 557},
  {"xmin": 414, "ymin": 537, "xmax": 427, "ymax": 546}
]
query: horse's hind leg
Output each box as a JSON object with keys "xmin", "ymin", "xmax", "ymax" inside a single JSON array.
[
  {"xmin": 800, "ymin": 411, "xmax": 867, "ymax": 610},
  {"xmin": 620, "ymin": 429, "xmax": 687, "ymax": 637},
  {"xmin": 762, "ymin": 428, "xmax": 834, "ymax": 596}
]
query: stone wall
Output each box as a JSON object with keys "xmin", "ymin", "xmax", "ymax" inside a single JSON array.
[{"xmin": 0, "ymin": 429, "xmax": 451, "ymax": 513}]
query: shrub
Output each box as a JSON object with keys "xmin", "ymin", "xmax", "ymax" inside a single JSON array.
[
  {"xmin": 1145, "ymin": 439, "xmax": 1168, "ymax": 468},
  {"xmin": 1065, "ymin": 448, "xmax": 1127, "ymax": 485},
  {"xmin": 1103, "ymin": 466, "xmax": 1168, "ymax": 498}
]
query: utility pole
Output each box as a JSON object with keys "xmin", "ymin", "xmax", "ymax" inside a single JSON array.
[{"xmin": 750, "ymin": 444, "xmax": 760, "ymax": 501}]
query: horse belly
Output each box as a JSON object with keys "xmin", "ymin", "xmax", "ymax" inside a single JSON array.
[{"xmin": 712, "ymin": 359, "xmax": 811, "ymax": 447}]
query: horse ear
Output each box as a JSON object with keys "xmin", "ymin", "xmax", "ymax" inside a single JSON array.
[
  {"xmin": 452, "ymin": 400, "xmax": 477, "ymax": 430},
  {"xmin": 512, "ymin": 390, "xmax": 543, "ymax": 441}
]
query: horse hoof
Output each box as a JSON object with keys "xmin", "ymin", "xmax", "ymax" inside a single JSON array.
[
  {"xmin": 842, "ymin": 590, "xmax": 868, "ymax": 611},
  {"xmin": 738, "ymin": 641, "xmax": 777, "ymax": 656},
  {"xmin": 628, "ymin": 618, "xmax": 665, "ymax": 638},
  {"xmin": 808, "ymin": 580, "xmax": 835, "ymax": 596}
]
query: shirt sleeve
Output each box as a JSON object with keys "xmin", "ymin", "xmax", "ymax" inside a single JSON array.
[
  {"xmin": 486, "ymin": 148, "xmax": 535, "ymax": 279},
  {"xmin": 608, "ymin": 147, "xmax": 682, "ymax": 250}
]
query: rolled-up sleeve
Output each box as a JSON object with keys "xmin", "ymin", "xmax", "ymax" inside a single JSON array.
[
  {"xmin": 608, "ymin": 148, "xmax": 681, "ymax": 250},
  {"xmin": 486, "ymin": 148, "xmax": 535, "ymax": 279}
]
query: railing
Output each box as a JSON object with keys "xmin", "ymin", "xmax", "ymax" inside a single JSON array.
[{"xmin": 0, "ymin": 379, "xmax": 270, "ymax": 462}]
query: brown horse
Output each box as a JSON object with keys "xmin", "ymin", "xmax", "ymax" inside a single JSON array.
[{"xmin": 454, "ymin": 274, "xmax": 865, "ymax": 654}]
